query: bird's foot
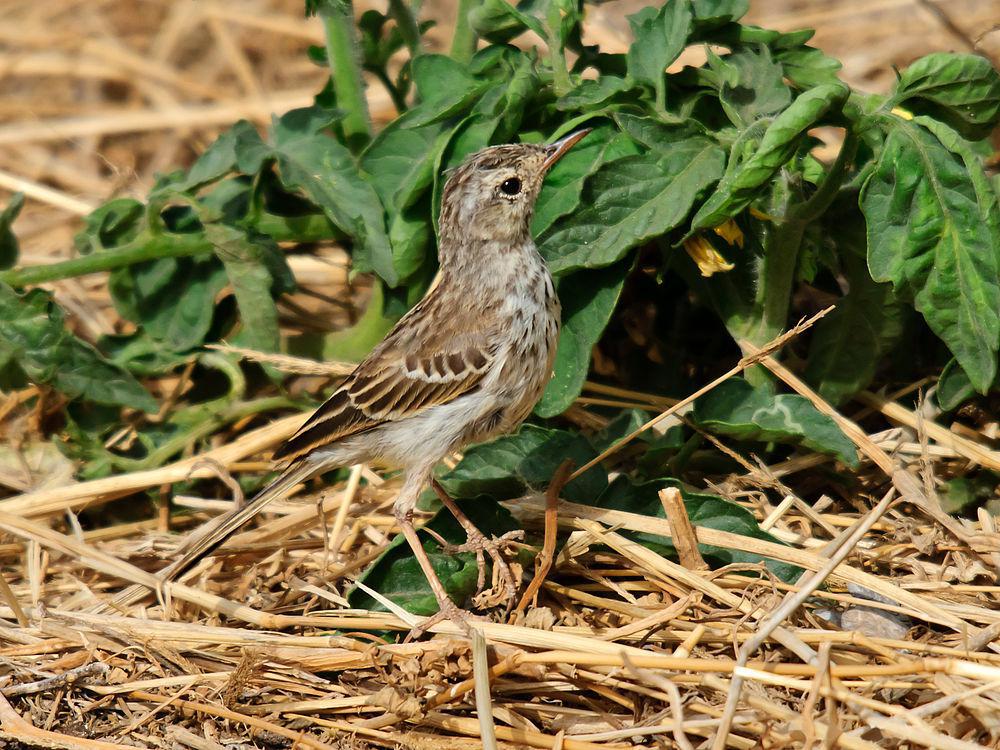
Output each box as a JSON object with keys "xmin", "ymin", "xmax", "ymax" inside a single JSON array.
[
  {"xmin": 443, "ymin": 529, "xmax": 524, "ymax": 605},
  {"xmin": 426, "ymin": 480, "xmax": 523, "ymax": 613},
  {"xmin": 404, "ymin": 598, "xmax": 487, "ymax": 642}
]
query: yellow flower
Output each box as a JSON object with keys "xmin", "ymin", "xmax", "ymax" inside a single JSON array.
[
  {"xmin": 749, "ymin": 206, "xmax": 777, "ymax": 222},
  {"xmin": 712, "ymin": 218, "xmax": 744, "ymax": 248},
  {"xmin": 684, "ymin": 235, "xmax": 735, "ymax": 277}
]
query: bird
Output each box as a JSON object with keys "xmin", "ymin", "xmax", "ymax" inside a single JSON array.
[{"xmin": 146, "ymin": 129, "xmax": 592, "ymax": 627}]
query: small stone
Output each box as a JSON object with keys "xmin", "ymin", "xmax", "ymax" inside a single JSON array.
[{"xmin": 840, "ymin": 606, "xmax": 911, "ymax": 640}]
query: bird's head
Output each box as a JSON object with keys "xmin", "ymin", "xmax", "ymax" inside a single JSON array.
[{"xmin": 438, "ymin": 130, "xmax": 591, "ymax": 248}]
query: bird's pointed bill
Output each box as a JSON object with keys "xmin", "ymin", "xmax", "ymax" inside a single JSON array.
[{"xmin": 542, "ymin": 129, "xmax": 592, "ymax": 171}]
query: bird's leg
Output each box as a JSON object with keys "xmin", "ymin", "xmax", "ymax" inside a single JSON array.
[
  {"xmin": 420, "ymin": 525, "xmax": 487, "ymax": 592},
  {"xmin": 394, "ymin": 506, "xmax": 477, "ymax": 638},
  {"xmin": 430, "ymin": 480, "xmax": 521, "ymax": 606}
]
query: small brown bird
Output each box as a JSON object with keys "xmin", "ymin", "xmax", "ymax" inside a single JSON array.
[{"xmin": 156, "ymin": 129, "xmax": 591, "ymax": 624}]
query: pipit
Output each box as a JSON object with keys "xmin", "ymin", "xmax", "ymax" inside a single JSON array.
[{"xmin": 156, "ymin": 129, "xmax": 592, "ymax": 626}]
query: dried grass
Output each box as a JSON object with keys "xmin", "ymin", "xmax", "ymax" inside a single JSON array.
[{"xmin": 2, "ymin": 0, "xmax": 1000, "ymax": 748}]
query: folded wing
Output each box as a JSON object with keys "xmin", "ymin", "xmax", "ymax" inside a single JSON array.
[{"xmin": 273, "ymin": 335, "xmax": 496, "ymax": 465}]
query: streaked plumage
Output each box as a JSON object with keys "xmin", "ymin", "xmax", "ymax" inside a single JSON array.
[{"xmin": 159, "ymin": 131, "xmax": 590, "ymax": 622}]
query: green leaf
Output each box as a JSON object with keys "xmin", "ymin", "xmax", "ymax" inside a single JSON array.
[
  {"xmin": 940, "ymin": 473, "xmax": 998, "ymax": 515},
  {"xmin": 937, "ymin": 358, "xmax": 976, "ymax": 411},
  {"xmin": 74, "ymin": 198, "xmax": 144, "ymax": 254},
  {"xmin": 805, "ymin": 215, "xmax": 906, "ymax": 405},
  {"xmin": 438, "ymin": 424, "xmax": 608, "ymax": 505},
  {"xmin": 893, "ymin": 53, "xmax": 1000, "ymax": 140},
  {"xmin": 100, "ymin": 330, "xmax": 194, "ymax": 377},
  {"xmin": 178, "ymin": 120, "xmax": 268, "ymax": 192},
  {"xmin": 348, "ymin": 499, "xmax": 520, "ymax": 615},
  {"xmin": 626, "ymin": 1, "xmax": 693, "ymax": 107},
  {"xmin": 361, "ymin": 113, "xmax": 450, "ymax": 282},
  {"xmin": 612, "ymin": 112, "xmax": 689, "ymax": 149},
  {"xmin": 469, "ymin": 0, "xmax": 548, "ymax": 42},
  {"xmin": 556, "ymin": 76, "xmax": 632, "ymax": 111},
  {"xmin": 407, "ymin": 54, "xmax": 488, "ymax": 127},
  {"xmin": 691, "ymin": 0, "xmax": 748, "ymax": 29},
  {"xmin": 936, "ymin": 358, "xmax": 1000, "ymax": 411},
  {"xmin": 490, "ymin": 54, "xmax": 539, "ymax": 141},
  {"xmin": 356, "ymin": 9, "xmax": 430, "ymax": 75},
  {"xmin": 775, "ymin": 45, "xmax": 842, "ymax": 89},
  {"xmin": 109, "ymin": 257, "xmax": 228, "ymax": 352},
  {"xmin": 268, "ymin": 107, "xmax": 395, "ymax": 285},
  {"xmin": 591, "ymin": 476, "xmax": 801, "ymax": 582},
  {"xmin": 206, "ymin": 224, "xmax": 291, "ymax": 355},
  {"xmin": 692, "ymin": 378, "xmax": 859, "ymax": 466},
  {"xmin": 690, "ymin": 82, "xmax": 848, "ymax": 231},
  {"xmin": 0, "ymin": 284, "xmax": 156, "ymax": 412},
  {"xmin": 712, "ymin": 46, "xmax": 791, "ymax": 127},
  {"xmin": 531, "ymin": 125, "xmax": 641, "ymax": 237},
  {"xmin": 536, "ymin": 260, "xmax": 630, "ymax": 417},
  {"xmin": 588, "ymin": 409, "xmax": 651, "ymax": 453},
  {"xmin": 860, "ymin": 116, "xmax": 1000, "ymax": 392},
  {"xmin": 714, "ymin": 24, "xmax": 813, "ymax": 49},
  {"xmin": 362, "ymin": 115, "xmax": 443, "ymax": 213},
  {"xmin": 540, "ymin": 137, "xmax": 725, "ymax": 274},
  {"xmin": 0, "ymin": 192, "xmax": 24, "ymax": 271}
]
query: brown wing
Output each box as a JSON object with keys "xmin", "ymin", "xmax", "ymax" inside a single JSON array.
[{"xmin": 273, "ymin": 319, "xmax": 496, "ymax": 464}]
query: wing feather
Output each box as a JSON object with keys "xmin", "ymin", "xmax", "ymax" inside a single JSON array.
[{"xmin": 272, "ymin": 340, "xmax": 495, "ymax": 464}]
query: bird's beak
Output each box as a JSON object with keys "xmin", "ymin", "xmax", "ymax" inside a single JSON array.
[{"xmin": 541, "ymin": 128, "xmax": 592, "ymax": 172}]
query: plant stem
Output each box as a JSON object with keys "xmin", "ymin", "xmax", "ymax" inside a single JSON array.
[
  {"xmin": 116, "ymin": 396, "xmax": 296, "ymax": 472},
  {"xmin": 449, "ymin": 0, "xmax": 480, "ymax": 63},
  {"xmin": 320, "ymin": 2, "xmax": 372, "ymax": 151},
  {"xmin": 374, "ymin": 69, "xmax": 409, "ymax": 114},
  {"xmin": 0, "ymin": 232, "xmax": 212, "ymax": 287},
  {"xmin": 788, "ymin": 131, "xmax": 859, "ymax": 223},
  {"xmin": 388, "ymin": 0, "xmax": 422, "ymax": 56},
  {"xmin": 546, "ymin": 3, "xmax": 571, "ymax": 97},
  {"xmin": 745, "ymin": 220, "xmax": 806, "ymax": 348},
  {"xmin": 737, "ymin": 131, "xmax": 859, "ymax": 385}
]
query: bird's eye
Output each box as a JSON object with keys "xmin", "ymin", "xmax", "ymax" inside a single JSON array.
[{"xmin": 500, "ymin": 177, "xmax": 522, "ymax": 196}]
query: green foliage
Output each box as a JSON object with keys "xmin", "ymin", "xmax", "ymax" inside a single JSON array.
[
  {"xmin": 535, "ymin": 260, "xmax": 630, "ymax": 417},
  {"xmin": 692, "ymin": 378, "xmax": 859, "ymax": 467},
  {"xmin": 689, "ymin": 83, "xmax": 848, "ymax": 232},
  {"xmin": 803, "ymin": 207, "xmax": 906, "ymax": 405},
  {"xmin": 890, "ymin": 53, "xmax": 1000, "ymax": 140},
  {"xmin": 540, "ymin": 136, "xmax": 726, "ymax": 273},
  {"xmin": 0, "ymin": 193, "xmax": 23, "ymax": 270},
  {"xmin": 0, "ymin": 285, "xmax": 156, "ymax": 412},
  {"xmin": 626, "ymin": 1, "xmax": 692, "ymax": 109},
  {"xmin": 109, "ymin": 257, "xmax": 228, "ymax": 352},
  {"xmin": 437, "ymin": 423, "xmax": 608, "ymax": 503},
  {"xmin": 860, "ymin": 115, "xmax": 1000, "ymax": 392},
  {"xmin": 5, "ymin": 1, "xmax": 997, "ymax": 417},
  {"xmin": 936, "ymin": 357, "xmax": 1000, "ymax": 412},
  {"xmin": 940, "ymin": 473, "xmax": 999, "ymax": 515},
  {"xmin": 590, "ymin": 476, "xmax": 801, "ymax": 582}
]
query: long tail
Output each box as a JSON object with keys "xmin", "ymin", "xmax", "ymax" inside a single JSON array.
[
  {"xmin": 102, "ymin": 461, "xmax": 318, "ymax": 611},
  {"xmin": 162, "ymin": 461, "xmax": 318, "ymax": 582}
]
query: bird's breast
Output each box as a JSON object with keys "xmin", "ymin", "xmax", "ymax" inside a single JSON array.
[{"xmin": 489, "ymin": 258, "xmax": 560, "ymax": 418}]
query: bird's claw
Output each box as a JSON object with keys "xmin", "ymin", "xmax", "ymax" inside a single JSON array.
[
  {"xmin": 442, "ymin": 529, "xmax": 523, "ymax": 555},
  {"xmin": 404, "ymin": 601, "xmax": 488, "ymax": 642},
  {"xmin": 442, "ymin": 529, "xmax": 523, "ymax": 605}
]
